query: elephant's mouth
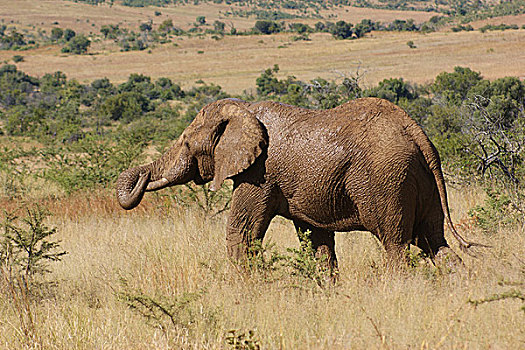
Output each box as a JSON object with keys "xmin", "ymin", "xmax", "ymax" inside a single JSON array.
[{"xmin": 146, "ymin": 177, "xmax": 170, "ymax": 191}]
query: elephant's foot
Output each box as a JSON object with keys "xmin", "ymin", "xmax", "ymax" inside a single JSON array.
[
  {"xmin": 383, "ymin": 244, "xmax": 410, "ymax": 272},
  {"xmin": 227, "ymin": 241, "xmax": 248, "ymax": 262},
  {"xmin": 434, "ymin": 246, "xmax": 463, "ymax": 273},
  {"xmin": 315, "ymin": 245, "xmax": 339, "ymax": 284}
]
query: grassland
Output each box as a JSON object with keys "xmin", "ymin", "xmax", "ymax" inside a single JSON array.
[
  {"xmin": 1, "ymin": 0, "xmax": 524, "ymax": 93},
  {"xmin": 0, "ymin": 185, "xmax": 524, "ymax": 349},
  {"xmin": 1, "ymin": 0, "xmax": 437, "ymax": 33},
  {"xmin": 2, "ymin": 29, "xmax": 524, "ymax": 94},
  {"xmin": 1, "ymin": 1, "xmax": 524, "ymax": 348}
]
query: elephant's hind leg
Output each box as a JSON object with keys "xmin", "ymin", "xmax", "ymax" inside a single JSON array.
[
  {"xmin": 372, "ymin": 211, "xmax": 415, "ymax": 269},
  {"xmin": 293, "ymin": 220, "xmax": 338, "ymax": 275},
  {"xmin": 414, "ymin": 218, "xmax": 463, "ymax": 270}
]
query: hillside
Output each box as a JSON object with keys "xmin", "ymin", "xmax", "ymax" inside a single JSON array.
[{"xmin": 1, "ymin": 0, "xmax": 524, "ymax": 92}]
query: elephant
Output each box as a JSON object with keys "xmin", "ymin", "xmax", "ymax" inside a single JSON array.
[{"xmin": 116, "ymin": 97, "xmax": 475, "ymax": 271}]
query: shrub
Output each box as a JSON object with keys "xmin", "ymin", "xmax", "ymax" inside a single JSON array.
[
  {"xmin": 50, "ymin": 27, "xmax": 63, "ymax": 41},
  {"xmin": 365, "ymin": 77, "xmax": 416, "ymax": 103},
  {"xmin": 253, "ymin": 20, "xmax": 281, "ymax": 34},
  {"xmin": 284, "ymin": 229, "xmax": 333, "ymax": 289},
  {"xmin": 331, "ymin": 20, "xmax": 353, "ymax": 39},
  {"xmin": 0, "ymin": 205, "xmax": 66, "ymax": 346},
  {"xmin": 100, "ymin": 91, "xmax": 152, "ymax": 122},
  {"xmin": 61, "ymin": 34, "xmax": 90, "ymax": 54},
  {"xmin": 1, "ymin": 205, "xmax": 66, "ymax": 286},
  {"xmin": 63, "ymin": 29, "xmax": 76, "ymax": 41},
  {"xmin": 196, "ymin": 16, "xmax": 206, "ymax": 25},
  {"xmin": 431, "ymin": 66, "xmax": 483, "ymax": 104},
  {"xmin": 255, "ymin": 64, "xmax": 289, "ymax": 96},
  {"xmin": 40, "ymin": 133, "xmax": 146, "ymax": 193},
  {"xmin": 469, "ymin": 188, "xmax": 523, "ymax": 232}
]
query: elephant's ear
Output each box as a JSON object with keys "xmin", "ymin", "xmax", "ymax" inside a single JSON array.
[{"xmin": 211, "ymin": 104, "xmax": 267, "ymax": 191}]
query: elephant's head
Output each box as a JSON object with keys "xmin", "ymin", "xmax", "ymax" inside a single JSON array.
[{"xmin": 116, "ymin": 99, "xmax": 267, "ymax": 210}]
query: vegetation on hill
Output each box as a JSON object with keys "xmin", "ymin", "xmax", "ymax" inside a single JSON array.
[
  {"xmin": 71, "ymin": 0, "xmax": 525, "ymax": 20},
  {"xmin": 1, "ymin": 64, "xmax": 523, "ymax": 212},
  {"xmin": 0, "ymin": 24, "xmax": 86, "ymax": 53}
]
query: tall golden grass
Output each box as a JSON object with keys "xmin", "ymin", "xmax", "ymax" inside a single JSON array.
[{"xmin": 0, "ymin": 182, "xmax": 523, "ymax": 349}]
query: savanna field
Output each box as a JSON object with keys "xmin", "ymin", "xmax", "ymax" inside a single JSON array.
[{"xmin": 1, "ymin": 0, "xmax": 524, "ymax": 348}]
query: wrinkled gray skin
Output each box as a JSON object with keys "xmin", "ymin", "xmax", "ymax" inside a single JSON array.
[{"xmin": 117, "ymin": 97, "xmax": 472, "ymax": 271}]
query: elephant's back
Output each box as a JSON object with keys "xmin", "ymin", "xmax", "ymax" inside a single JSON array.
[{"xmin": 253, "ymin": 97, "xmax": 423, "ymax": 175}]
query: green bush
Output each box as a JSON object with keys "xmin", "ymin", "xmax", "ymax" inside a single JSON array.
[
  {"xmin": 253, "ymin": 20, "xmax": 281, "ymax": 34},
  {"xmin": 40, "ymin": 134, "xmax": 146, "ymax": 193},
  {"xmin": 331, "ymin": 20, "xmax": 354, "ymax": 39},
  {"xmin": 469, "ymin": 188, "xmax": 524, "ymax": 232},
  {"xmin": 100, "ymin": 91, "xmax": 152, "ymax": 122},
  {"xmin": 61, "ymin": 34, "xmax": 90, "ymax": 54},
  {"xmin": 431, "ymin": 66, "xmax": 483, "ymax": 104},
  {"xmin": 1, "ymin": 205, "xmax": 66, "ymax": 285},
  {"xmin": 365, "ymin": 77, "xmax": 415, "ymax": 103}
]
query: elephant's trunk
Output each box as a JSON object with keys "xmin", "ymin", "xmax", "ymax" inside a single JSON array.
[
  {"xmin": 116, "ymin": 139, "xmax": 196, "ymax": 210},
  {"xmin": 116, "ymin": 166, "xmax": 151, "ymax": 210},
  {"xmin": 116, "ymin": 158, "xmax": 172, "ymax": 210}
]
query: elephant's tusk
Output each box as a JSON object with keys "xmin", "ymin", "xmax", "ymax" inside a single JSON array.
[{"xmin": 146, "ymin": 177, "xmax": 169, "ymax": 191}]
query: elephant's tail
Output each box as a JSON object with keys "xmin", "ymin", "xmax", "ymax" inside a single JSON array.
[{"xmin": 406, "ymin": 122, "xmax": 484, "ymax": 253}]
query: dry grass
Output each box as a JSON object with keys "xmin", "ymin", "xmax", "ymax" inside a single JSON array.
[
  {"xmin": 0, "ymin": 0, "xmax": 437, "ymax": 34},
  {"xmin": 1, "ymin": 1, "xmax": 524, "ymax": 93},
  {"xmin": 0, "ymin": 183, "xmax": 523, "ymax": 349},
  {"xmin": 470, "ymin": 14, "xmax": 525, "ymax": 28},
  {"xmin": 2, "ymin": 29, "xmax": 524, "ymax": 94}
]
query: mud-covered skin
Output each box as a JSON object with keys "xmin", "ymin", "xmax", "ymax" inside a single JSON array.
[{"xmin": 117, "ymin": 97, "xmax": 467, "ymax": 270}]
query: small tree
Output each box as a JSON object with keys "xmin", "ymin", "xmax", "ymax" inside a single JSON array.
[
  {"xmin": 63, "ymin": 28, "xmax": 76, "ymax": 41},
  {"xmin": 139, "ymin": 22, "xmax": 152, "ymax": 32},
  {"xmin": 365, "ymin": 77, "xmax": 415, "ymax": 103},
  {"xmin": 1, "ymin": 206, "xmax": 67, "ymax": 286},
  {"xmin": 253, "ymin": 20, "xmax": 281, "ymax": 34},
  {"xmin": 255, "ymin": 65, "xmax": 287, "ymax": 96},
  {"xmin": 51, "ymin": 27, "xmax": 63, "ymax": 41},
  {"xmin": 289, "ymin": 22, "xmax": 310, "ymax": 34},
  {"xmin": 431, "ymin": 66, "xmax": 483, "ymax": 104},
  {"xmin": 100, "ymin": 24, "xmax": 120, "ymax": 39},
  {"xmin": 159, "ymin": 19, "xmax": 174, "ymax": 33},
  {"xmin": 196, "ymin": 16, "xmax": 206, "ymax": 25},
  {"xmin": 331, "ymin": 20, "xmax": 353, "ymax": 39},
  {"xmin": 213, "ymin": 20, "xmax": 225, "ymax": 33},
  {"xmin": 61, "ymin": 34, "xmax": 90, "ymax": 54}
]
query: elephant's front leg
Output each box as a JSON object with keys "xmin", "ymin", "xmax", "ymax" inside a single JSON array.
[{"xmin": 226, "ymin": 182, "xmax": 275, "ymax": 262}]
